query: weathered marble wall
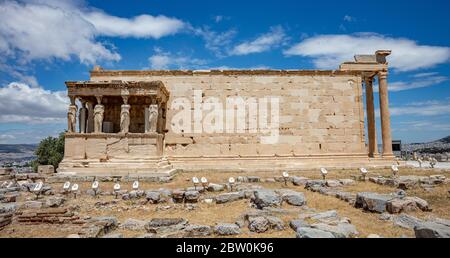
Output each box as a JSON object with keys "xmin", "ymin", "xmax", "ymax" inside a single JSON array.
[{"xmin": 90, "ymin": 72, "xmax": 366, "ymax": 158}]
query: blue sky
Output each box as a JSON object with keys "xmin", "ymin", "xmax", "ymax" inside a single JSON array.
[{"xmin": 0, "ymin": 0, "xmax": 449, "ymax": 144}]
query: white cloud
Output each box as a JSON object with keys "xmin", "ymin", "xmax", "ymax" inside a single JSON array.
[
  {"xmin": 396, "ymin": 121, "xmax": 450, "ymax": 131},
  {"xmin": 343, "ymin": 15, "xmax": 354, "ymax": 22},
  {"xmin": 195, "ymin": 27, "xmax": 237, "ymax": 57},
  {"xmin": 284, "ymin": 33, "xmax": 450, "ymax": 71},
  {"xmin": 377, "ymin": 99, "xmax": 450, "ymax": 117},
  {"xmin": 83, "ymin": 11, "xmax": 185, "ymax": 39},
  {"xmin": 230, "ymin": 26, "xmax": 286, "ymax": 56},
  {"xmin": 388, "ymin": 75, "xmax": 448, "ymax": 92},
  {"xmin": 148, "ymin": 49, "xmax": 207, "ymax": 70},
  {"xmin": 0, "ymin": 82, "xmax": 68, "ymax": 124},
  {"xmin": 0, "ymin": 1, "xmax": 186, "ymax": 64},
  {"xmin": 0, "ymin": 1, "xmax": 120, "ymax": 64}
]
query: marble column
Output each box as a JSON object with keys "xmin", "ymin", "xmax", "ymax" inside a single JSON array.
[
  {"xmin": 78, "ymin": 99, "xmax": 88, "ymax": 133},
  {"xmin": 67, "ymin": 96, "xmax": 77, "ymax": 133},
  {"xmin": 94, "ymin": 96, "xmax": 104, "ymax": 133},
  {"xmin": 364, "ymin": 77, "xmax": 378, "ymax": 157},
  {"xmin": 86, "ymin": 101, "xmax": 94, "ymax": 133},
  {"xmin": 378, "ymin": 71, "xmax": 393, "ymax": 157},
  {"xmin": 120, "ymin": 96, "xmax": 130, "ymax": 133}
]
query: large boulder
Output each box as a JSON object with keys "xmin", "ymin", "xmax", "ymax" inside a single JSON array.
[
  {"xmin": 248, "ymin": 216, "xmax": 269, "ymax": 233},
  {"xmin": 289, "ymin": 219, "xmax": 310, "ymax": 231},
  {"xmin": 44, "ymin": 196, "xmax": 65, "ymax": 208},
  {"xmin": 291, "ymin": 176, "xmax": 309, "ymax": 186},
  {"xmin": 310, "ymin": 222, "xmax": 358, "ymax": 238},
  {"xmin": 207, "ymin": 183, "xmax": 225, "ymax": 192},
  {"xmin": 325, "ymin": 180, "xmax": 342, "ymax": 188},
  {"xmin": 392, "ymin": 214, "xmax": 424, "ymax": 229},
  {"xmin": 0, "ymin": 203, "xmax": 18, "ymax": 213},
  {"xmin": 171, "ymin": 189, "xmax": 185, "ymax": 203},
  {"xmin": 296, "ymin": 227, "xmax": 335, "ymax": 238},
  {"xmin": 251, "ymin": 189, "xmax": 282, "ymax": 209},
  {"xmin": 184, "ymin": 225, "xmax": 212, "ymax": 237},
  {"xmin": 184, "ymin": 190, "xmax": 200, "ymax": 203},
  {"xmin": 145, "ymin": 191, "xmax": 161, "ymax": 204},
  {"xmin": 277, "ymin": 190, "xmax": 306, "ymax": 206},
  {"xmin": 414, "ymin": 220, "xmax": 450, "ymax": 238},
  {"xmin": 214, "ymin": 223, "xmax": 241, "ymax": 236},
  {"xmin": 386, "ymin": 197, "xmax": 431, "ymax": 214},
  {"xmin": 119, "ymin": 218, "xmax": 146, "ymax": 231},
  {"xmin": 355, "ymin": 192, "xmax": 394, "ymax": 213},
  {"xmin": 215, "ymin": 192, "xmax": 244, "ymax": 204},
  {"xmin": 305, "ymin": 180, "xmax": 326, "ymax": 190},
  {"xmin": 145, "ymin": 218, "xmax": 188, "ymax": 234}
]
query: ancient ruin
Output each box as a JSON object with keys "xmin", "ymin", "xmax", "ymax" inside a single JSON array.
[{"xmin": 58, "ymin": 50, "xmax": 396, "ymax": 177}]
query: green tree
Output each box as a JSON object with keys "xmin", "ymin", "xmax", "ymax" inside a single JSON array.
[{"xmin": 32, "ymin": 132, "xmax": 65, "ymax": 172}]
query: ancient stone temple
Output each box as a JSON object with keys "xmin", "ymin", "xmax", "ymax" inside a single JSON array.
[{"xmin": 58, "ymin": 50, "xmax": 395, "ymax": 176}]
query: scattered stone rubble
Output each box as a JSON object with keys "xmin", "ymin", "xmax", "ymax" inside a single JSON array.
[
  {"xmin": 17, "ymin": 207, "xmax": 84, "ymax": 224},
  {"xmin": 369, "ymin": 175, "xmax": 446, "ymax": 189},
  {"xmin": 292, "ymin": 210, "xmax": 359, "ymax": 238},
  {"xmin": 355, "ymin": 192, "xmax": 430, "ymax": 214},
  {"xmin": 0, "ymin": 203, "xmax": 17, "ymax": 230}
]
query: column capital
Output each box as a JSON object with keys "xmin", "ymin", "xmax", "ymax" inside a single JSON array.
[
  {"xmin": 364, "ymin": 76, "xmax": 374, "ymax": 85},
  {"xmin": 95, "ymin": 95, "xmax": 103, "ymax": 104},
  {"xmin": 378, "ymin": 70, "xmax": 388, "ymax": 79}
]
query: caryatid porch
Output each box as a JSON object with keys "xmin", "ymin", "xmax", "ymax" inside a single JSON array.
[{"xmin": 59, "ymin": 80, "xmax": 174, "ymax": 176}]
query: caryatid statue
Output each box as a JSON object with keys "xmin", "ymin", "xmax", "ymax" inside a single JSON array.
[
  {"xmin": 146, "ymin": 104, "xmax": 158, "ymax": 133},
  {"xmin": 78, "ymin": 100, "xmax": 87, "ymax": 133},
  {"xmin": 120, "ymin": 100, "xmax": 130, "ymax": 133},
  {"xmin": 67, "ymin": 104, "xmax": 78, "ymax": 133},
  {"xmin": 94, "ymin": 98, "xmax": 104, "ymax": 133}
]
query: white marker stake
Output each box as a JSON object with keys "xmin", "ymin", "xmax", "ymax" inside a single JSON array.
[
  {"xmin": 113, "ymin": 183, "xmax": 121, "ymax": 199},
  {"xmin": 63, "ymin": 181, "xmax": 71, "ymax": 194},
  {"xmin": 228, "ymin": 177, "xmax": 235, "ymax": 191},
  {"xmin": 71, "ymin": 184, "xmax": 79, "ymax": 199},
  {"xmin": 132, "ymin": 181, "xmax": 139, "ymax": 190},
  {"xmin": 92, "ymin": 181, "xmax": 99, "ymax": 197},
  {"xmin": 320, "ymin": 168, "xmax": 328, "ymax": 180},
  {"xmin": 360, "ymin": 167, "xmax": 368, "ymax": 180},
  {"xmin": 32, "ymin": 182, "xmax": 43, "ymax": 200},
  {"xmin": 282, "ymin": 171, "xmax": 289, "ymax": 186},
  {"xmin": 192, "ymin": 177, "xmax": 199, "ymax": 190},
  {"xmin": 391, "ymin": 165, "xmax": 399, "ymax": 177},
  {"xmin": 200, "ymin": 177, "xmax": 208, "ymax": 188}
]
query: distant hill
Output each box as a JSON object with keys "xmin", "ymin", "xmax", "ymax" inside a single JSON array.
[
  {"xmin": 0, "ymin": 144, "xmax": 37, "ymax": 164},
  {"xmin": 0, "ymin": 144, "xmax": 37, "ymax": 153},
  {"xmin": 403, "ymin": 135, "xmax": 450, "ymax": 154},
  {"xmin": 436, "ymin": 136, "xmax": 450, "ymax": 144}
]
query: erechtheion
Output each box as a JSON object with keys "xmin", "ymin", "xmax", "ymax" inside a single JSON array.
[{"xmin": 58, "ymin": 50, "xmax": 395, "ymax": 176}]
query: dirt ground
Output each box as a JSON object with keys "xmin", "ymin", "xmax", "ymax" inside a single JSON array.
[{"xmin": 1, "ymin": 167, "xmax": 449, "ymax": 238}]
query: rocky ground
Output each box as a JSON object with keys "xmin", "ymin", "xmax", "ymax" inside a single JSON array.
[{"xmin": 0, "ymin": 167, "xmax": 449, "ymax": 238}]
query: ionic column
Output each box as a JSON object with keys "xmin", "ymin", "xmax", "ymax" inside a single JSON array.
[
  {"xmin": 378, "ymin": 71, "xmax": 393, "ymax": 157},
  {"xmin": 93, "ymin": 96, "xmax": 104, "ymax": 133},
  {"xmin": 120, "ymin": 96, "xmax": 130, "ymax": 133},
  {"xmin": 67, "ymin": 96, "xmax": 77, "ymax": 133},
  {"xmin": 364, "ymin": 77, "xmax": 378, "ymax": 157},
  {"xmin": 78, "ymin": 99, "xmax": 87, "ymax": 133}
]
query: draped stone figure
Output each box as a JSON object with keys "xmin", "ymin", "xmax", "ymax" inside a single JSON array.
[
  {"xmin": 147, "ymin": 104, "xmax": 158, "ymax": 133},
  {"xmin": 86, "ymin": 101, "xmax": 94, "ymax": 133},
  {"xmin": 67, "ymin": 104, "xmax": 77, "ymax": 133},
  {"xmin": 78, "ymin": 101, "xmax": 87, "ymax": 133},
  {"xmin": 93, "ymin": 104, "xmax": 104, "ymax": 133},
  {"xmin": 120, "ymin": 104, "xmax": 130, "ymax": 133}
]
